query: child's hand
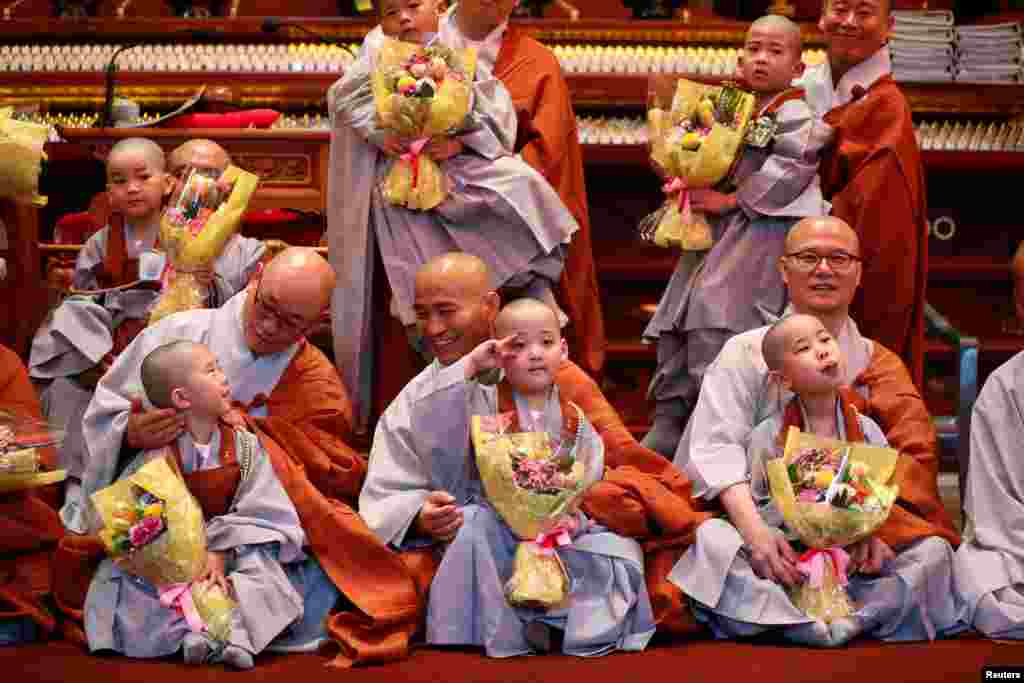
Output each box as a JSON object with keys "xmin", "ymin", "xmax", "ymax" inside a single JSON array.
[
  {"xmin": 689, "ymin": 189, "xmax": 737, "ymax": 215},
  {"xmin": 465, "ymin": 335, "xmax": 516, "ymax": 379},
  {"xmin": 425, "ymin": 137, "xmax": 464, "ymax": 162},
  {"xmin": 847, "ymin": 536, "xmax": 894, "ymax": 575},
  {"xmin": 379, "ymin": 134, "xmax": 407, "ymax": 156},
  {"xmin": 190, "ymin": 264, "xmax": 215, "ymax": 287},
  {"xmin": 202, "ymin": 550, "xmax": 231, "ymax": 595}
]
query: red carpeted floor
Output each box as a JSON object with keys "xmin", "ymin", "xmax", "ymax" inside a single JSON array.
[{"xmin": 4, "ymin": 635, "xmax": 1023, "ymax": 683}]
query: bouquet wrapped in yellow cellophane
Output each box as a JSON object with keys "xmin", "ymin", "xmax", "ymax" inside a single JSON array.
[
  {"xmin": 372, "ymin": 37, "xmax": 476, "ymax": 211},
  {"xmin": 0, "ymin": 107, "xmax": 48, "ymax": 207},
  {"xmin": 148, "ymin": 164, "xmax": 258, "ymax": 325},
  {"xmin": 471, "ymin": 403, "xmax": 603, "ymax": 609},
  {"xmin": 92, "ymin": 456, "xmax": 236, "ymax": 642},
  {"xmin": 640, "ymin": 77, "xmax": 755, "ymax": 251},
  {"xmin": 765, "ymin": 427, "xmax": 900, "ymax": 622}
]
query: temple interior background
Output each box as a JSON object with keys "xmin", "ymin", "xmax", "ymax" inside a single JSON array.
[{"xmin": 0, "ymin": 0, "xmax": 1021, "ymax": 491}]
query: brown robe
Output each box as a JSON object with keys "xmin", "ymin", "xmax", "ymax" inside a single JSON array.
[
  {"xmin": 0, "ymin": 344, "xmax": 63, "ymax": 638},
  {"xmin": 494, "ymin": 29, "xmax": 606, "ymax": 380},
  {"xmin": 821, "ymin": 76, "xmax": 928, "ymax": 387},
  {"xmin": 582, "ymin": 341, "xmax": 959, "ymax": 639},
  {"xmin": 53, "ymin": 341, "xmax": 422, "ymax": 667}
]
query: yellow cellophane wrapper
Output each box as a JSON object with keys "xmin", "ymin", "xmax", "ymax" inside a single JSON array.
[
  {"xmin": 0, "ymin": 107, "xmax": 48, "ymax": 207},
  {"xmin": 149, "ymin": 165, "xmax": 259, "ymax": 325},
  {"xmin": 765, "ymin": 427, "xmax": 901, "ymax": 622},
  {"xmin": 470, "ymin": 412, "xmax": 588, "ymax": 609},
  {"xmin": 646, "ymin": 79, "xmax": 755, "ymax": 251},
  {"xmin": 372, "ymin": 38, "xmax": 476, "ymax": 211},
  {"xmin": 0, "ymin": 447, "xmax": 39, "ymax": 474},
  {"xmin": 91, "ymin": 456, "xmax": 237, "ymax": 642},
  {"xmin": 505, "ymin": 541, "xmax": 569, "ymax": 610}
]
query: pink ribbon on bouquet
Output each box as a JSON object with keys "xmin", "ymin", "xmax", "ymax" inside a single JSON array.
[
  {"xmin": 400, "ymin": 137, "xmax": 431, "ymax": 190},
  {"xmin": 796, "ymin": 547, "xmax": 851, "ymax": 589},
  {"xmin": 662, "ymin": 176, "xmax": 693, "ymax": 224},
  {"xmin": 158, "ymin": 582, "xmax": 206, "ymax": 633},
  {"xmin": 535, "ymin": 517, "xmax": 578, "ymax": 556}
]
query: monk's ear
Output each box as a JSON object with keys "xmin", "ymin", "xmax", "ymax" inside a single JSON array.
[
  {"xmin": 170, "ymin": 387, "xmax": 191, "ymax": 411},
  {"xmin": 161, "ymin": 172, "xmax": 175, "ymax": 200},
  {"xmin": 558, "ymin": 338, "xmax": 568, "ymax": 363},
  {"xmin": 481, "ymin": 290, "xmax": 500, "ymax": 324},
  {"xmin": 767, "ymin": 369, "xmax": 791, "ymax": 392},
  {"xmin": 792, "ymin": 57, "xmax": 805, "ymax": 80}
]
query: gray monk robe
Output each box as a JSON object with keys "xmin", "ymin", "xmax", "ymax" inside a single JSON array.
[
  {"xmin": 86, "ymin": 424, "xmax": 337, "ymax": 659},
  {"xmin": 326, "ymin": 27, "xmax": 578, "ymax": 428},
  {"xmin": 29, "ymin": 216, "xmax": 264, "ymax": 501},
  {"xmin": 675, "ymin": 393, "xmax": 963, "ymax": 642},
  {"xmin": 955, "ymin": 350, "xmax": 1024, "ymax": 639},
  {"xmin": 642, "ymin": 89, "xmax": 832, "ymax": 445},
  {"xmin": 360, "ymin": 359, "xmax": 655, "ymax": 657}
]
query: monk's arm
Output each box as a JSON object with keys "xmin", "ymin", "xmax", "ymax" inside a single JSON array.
[{"xmin": 830, "ymin": 151, "xmax": 919, "ymax": 357}]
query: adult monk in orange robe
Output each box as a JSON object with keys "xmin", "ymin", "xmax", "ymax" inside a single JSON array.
[
  {"xmin": 54, "ymin": 248, "xmax": 420, "ymax": 667},
  {"xmin": 0, "ymin": 344, "xmax": 63, "ymax": 642},
  {"xmin": 802, "ymin": 0, "xmax": 927, "ymax": 385},
  {"xmin": 439, "ymin": 0, "xmax": 606, "ymax": 380}
]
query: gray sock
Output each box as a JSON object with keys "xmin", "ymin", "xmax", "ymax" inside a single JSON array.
[
  {"xmin": 783, "ymin": 620, "xmax": 837, "ymax": 648},
  {"xmin": 218, "ymin": 644, "xmax": 255, "ymax": 670},
  {"xmin": 182, "ymin": 632, "xmax": 215, "ymax": 665},
  {"xmin": 829, "ymin": 616, "xmax": 865, "ymax": 646}
]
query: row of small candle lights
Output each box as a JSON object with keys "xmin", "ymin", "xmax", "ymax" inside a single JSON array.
[{"xmin": 551, "ymin": 44, "xmax": 826, "ymax": 76}]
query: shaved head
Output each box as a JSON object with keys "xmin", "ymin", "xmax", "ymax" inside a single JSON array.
[
  {"xmin": 243, "ymin": 247, "xmax": 335, "ymax": 355},
  {"xmin": 415, "ymin": 252, "xmax": 494, "ymax": 300},
  {"xmin": 1013, "ymin": 241, "xmax": 1024, "ymax": 281},
  {"xmin": 107, "ymin": 137, "xmax": 166, "ymax": 173},
  {"xmin": 169, "ymin": 139, "xmax": 232, "ymax": 175},
  {"xmin": 749, "ymin": 14, "xmax": 803, "ymax": 54},
  {"xmin": 495, "ymin": 298, "xmax": 561, "ymax": 340},
  {"xmin": 784, "ymin": 216, "xmax": 860, "ymax": 256},
  {"xmin": 141, "ymin": 340, "xmax": 203, "ymax": 409},
  {"xmin": 762, "ymin": 313, "xmax": 818, "ymax": 372}
]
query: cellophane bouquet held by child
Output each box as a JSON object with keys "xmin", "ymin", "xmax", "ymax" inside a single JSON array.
[
  {"xmin": 471, "ymin": 404, "xmax": 602, "ymax": 609},
  {"xmin": 92, "ymin": 456, "xmax": 236, "ymax": 642},
  {"xmin": 765, "ymin": 427, "xmax": 899, "ymax": 622},
  {"xmin": 0, "ymin": 106, "xmax": 48, "ymax": 207},
  {"xmin": 641, "ymin": 76, "xmax": 755, "ymax": 251},
  {"xmin": 149, "ymin": 164, "xmax": 258, "ymax": 325},
  {"xmin": 371, "ymin": 37, "xmax": 476, "ymax": 211}
]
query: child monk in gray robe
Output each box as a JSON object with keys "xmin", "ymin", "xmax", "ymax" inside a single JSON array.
[
  {"xmin": 29, "ymin": 139, "xmax": 264, "ymax": 524},
  {"xmin": 363, "ymin": 299, "xmax": 654, "ymax": 657},
  {"xmin": 326, "ymin": 0, "xmax": 578, "ymax": 428},
  {"xmin": 85, "ymin": 341, "xmax": 337, "ymax": 668},
  {"xmin": 673, "ymin": 314, "xmax": 963, "ymax": 646}
]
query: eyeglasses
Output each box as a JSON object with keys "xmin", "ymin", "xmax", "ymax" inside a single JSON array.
[
  {"xmin": 253, "ymin": 274, "xmax": 315, "ymax": 334},
  {"xmin": 784, "ymin": 250, "xmax": 862, "ymax": 273}
]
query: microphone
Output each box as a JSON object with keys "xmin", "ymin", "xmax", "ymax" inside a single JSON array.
[
  {"xmin": 101, "ymin": 29, "xmax": 225, "ymax": 128},
  {"xmin": 261, "ymin": 17, "xmax": 348, "ymax": 46}
]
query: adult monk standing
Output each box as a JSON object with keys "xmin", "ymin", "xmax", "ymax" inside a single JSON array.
[
  {"xmin": 56, "ymin": 248, "xmax": 421, "ymax": 666},
  {"xmin": 361, "ymin": 252, "xmax": 711, "ymax": 641},
  {"xmin": 438, "ymin": 0, "xmax": 605, "ymax": 380},
  {"xmin": 802, "ymin": 0, "xmax": 928, "ymax": 383},
  {"xmin": 0, "ymin": 344, "xmax": 63, "ymax": 644}
]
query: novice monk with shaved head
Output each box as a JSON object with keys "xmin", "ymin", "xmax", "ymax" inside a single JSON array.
[
  {"xmin": 363, "ymin": 282, "xmax": 655, "ymax": 656},
  {"xmin": 85, "ymin": 340, "xmax": 331, "ymax": 668},
  {"xmin": 57, "ymin": 247, "xmax": 424, "ymax": 666},
  {"xmin": 643, "ymin": 14, "xmax": 832, "ymax": 458}
]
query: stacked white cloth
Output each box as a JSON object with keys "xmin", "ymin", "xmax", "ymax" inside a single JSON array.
[
  {"xmin": 956, "ymin": 22, "xmax": 1022, "ymax": 84},
  {"xmin": 890, "ymin": 10, "xmax": 957, "ymax": 83}
]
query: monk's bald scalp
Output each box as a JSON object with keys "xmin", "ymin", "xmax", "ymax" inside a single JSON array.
[
  {"xmin": 107, "ymin": 137, "xmax": 166, "ymax": 173},
  {"xmin": 169, "ymin": 138, "xmax": 232, "ymax": 170},
  {"xmin": 749, "ymin": 14, "xmax": 803, "ymax": 54},
  {"xmin": 416, "ymin": 252, "xmax": 494, "ymax": 299},
  {"xmin": 1013, "ymin": 241, "xmax": 1024, "ymax": 282},
  {"xmin": 762, "ymin": 313, "xmax": 822, "ymax": 372},
  {"xmin": 824, "ymin": 0, "xmax": 889, "ymax": 14},
  {"xmin": 784, "ymin": 216, "xmax": 860, "ymax": 255},
  {"xmin": 262, "ymin": 247, "xmax": 336, "ymax": 313},
  {"xmin": 141, "ymin": 340, "xmax": 204, "ymax": 409},
  {"xmin": 495, "ymin": 298, "xmax": 561, "ymax": 339}
]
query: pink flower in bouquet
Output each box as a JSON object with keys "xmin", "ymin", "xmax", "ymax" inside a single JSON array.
[
  {"xmin": 410, "ymin": 62, "xmax": 428, "ymax": 79},
  {"xmin": 129, "ymin": 515, "xmax": 164, "ymax": 547},
  {"xmin": 798, "ymin": 489, "xmax": 820, "ymax": 503}
]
